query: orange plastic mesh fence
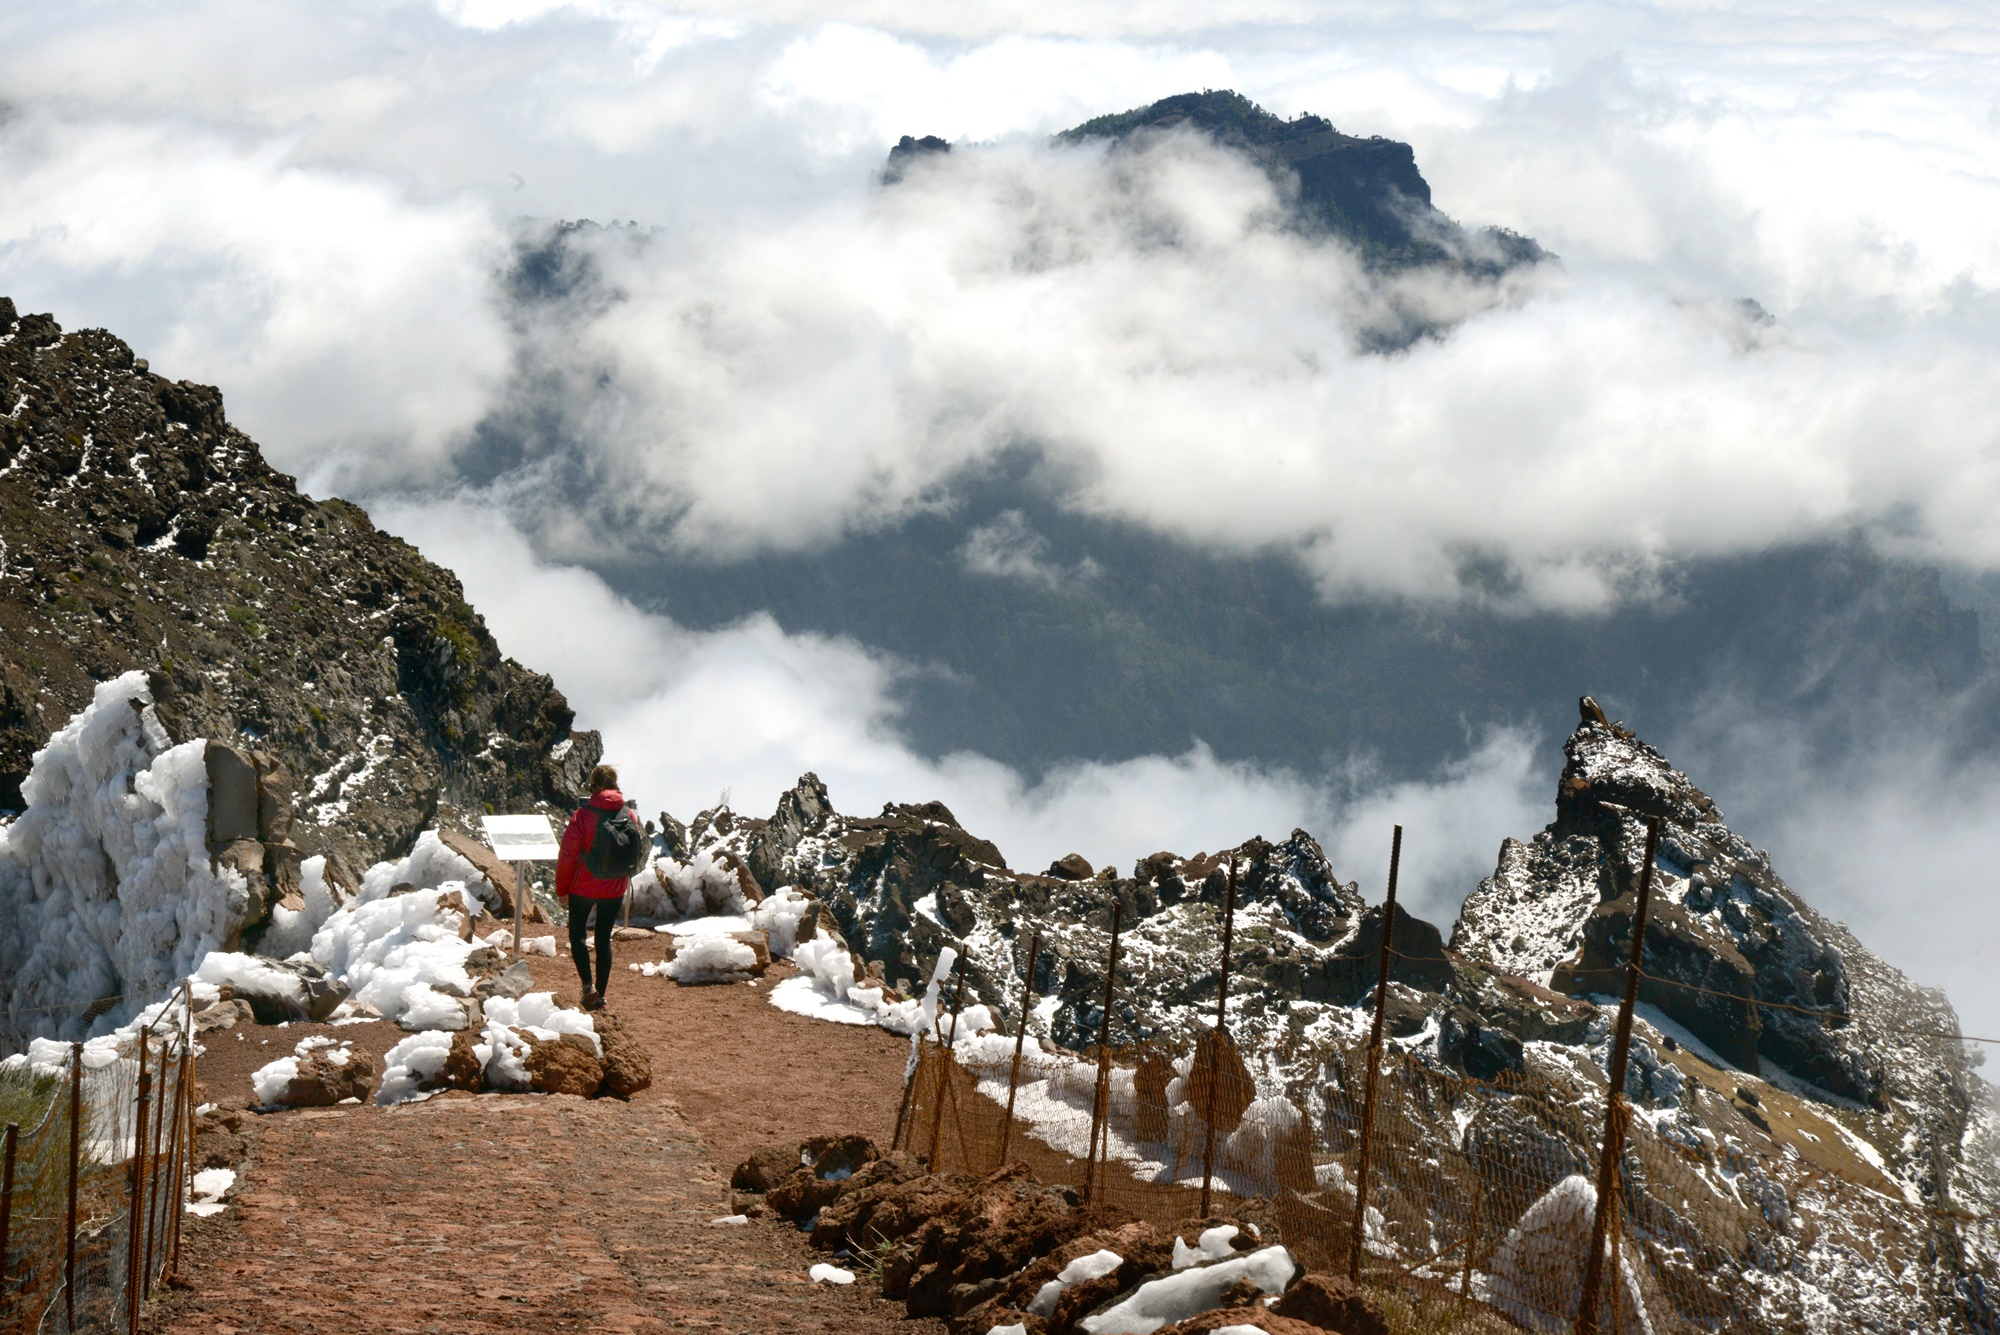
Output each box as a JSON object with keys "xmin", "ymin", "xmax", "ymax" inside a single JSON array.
[
  {"xmin": 896, "ymin": 1027, "xmax": 1932, "ymax": 1335},
  {"xmin": 0, "ymin": 990, "xmax": 196, "ymax": 1335}
]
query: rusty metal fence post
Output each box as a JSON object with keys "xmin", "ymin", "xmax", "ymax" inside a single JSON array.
[
  {"xmin": 1198, "ymin": 856, "xmax": 1239, "ymax": 1218},
  {"xmin": 998, "ymin": 929, "xmax": 1042, "ymax": 1168},
  {"xmin": 1460, "ymin": 1125, "xmax": 1484, "ymax": 1311},
  {"xmin": 167, "ymin": 1008, "xmax": 195, "ymax": 1281},
  {"xmin": 127, "ymin": 1030, "xmax": 152, "ymax": 1335},
  {"xmin": 143, "ymin": 1027, "xmax": 174, "ymax": 1300},
  {"xmin": 0, "ymin": 1119, "xmax": 16, "ymax": 1290},
  {"xmin": 1349, "ymin": 824, "xmax": 1403, "ymax": 1282},
  {"xmin": 1084, "ymin": 904, "xmax": 1122, "ymax": 1205},
  {"xmin": 1575, "ymin": 815, "xmax": 1661, "ymax": 1335},
  {"xmin": 892, "ymin": 1039, "xmax": 923, "ymax": 1152},
  {"xmin": 65, "ymin": 1040, "xmax": 81, "ymax": 1334},
  {"xmin": 926, "ymin": 957, "xmax": 968, "ymax": 1170}
]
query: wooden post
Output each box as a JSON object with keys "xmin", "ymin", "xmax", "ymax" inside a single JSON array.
[
  {"xmin": 1575, "ymin": 815, "xmax": 1661, "ymax": 1335},
  {"xmin": 1349, "ymin": 824, "xmax": 1403, "ymax": 1282},
  {"xmin": 128, "ymin": 1035, "xmax": 152, "ymax": 1335},
  {"xmin": 65, "ymin": 1041, "xmax": 81, "ymax": 1335},
  {"xmin": 999, "ymin": 929, "xmax": 1042, "ymax": 1168},
  {"xmin": 1198, "ymin": 857, "xmax": 1239, "ymax": 1219},
  {"xmin": 1084, "ymin": 904, "xmax": 1122, "ymax": 1205},
  {"xmin": 925, "ymin": 957, "xmax": 967, "ymax": 1170},
  {"xmin": 0, "ymin": 1121, "xmax": 17, "ymax": 1288}
]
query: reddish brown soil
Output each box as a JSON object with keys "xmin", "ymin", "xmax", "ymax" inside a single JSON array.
[{"xmin": 146, "ymin": 937, "xmax": 937, "ymax": 1335}]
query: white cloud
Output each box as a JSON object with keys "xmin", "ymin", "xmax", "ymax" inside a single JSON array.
[
  {"xmin": 960, "ymin": 510, "xmax": 1097, "ymax": 586},
  {"xmin": 378, "ymin": 495, "xmax": 1546, "ymax": 886},
  {"xmin": 522, "ymin": 133, "xmax": 2000, "ymax": 606},
  {"xmin": 0, "ymin": 113, "xmax": 509, "ymax": 484}
]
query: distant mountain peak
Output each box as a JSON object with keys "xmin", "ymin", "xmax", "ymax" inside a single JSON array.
[{"xmin": 1052, "ymin": 89, "xmax": 1549, "ymax": 274}]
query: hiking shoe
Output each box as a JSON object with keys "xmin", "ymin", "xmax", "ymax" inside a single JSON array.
[{"xmin": 583, "ymin": 990, "xmax": 605, "ymax": 1011}]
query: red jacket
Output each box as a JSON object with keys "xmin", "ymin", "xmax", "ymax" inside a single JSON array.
[{"xmin": 557, "ymin": 789, "xmax": 640, "ymax": 899}]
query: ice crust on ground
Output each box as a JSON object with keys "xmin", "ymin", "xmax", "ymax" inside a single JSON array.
[
  {"xmin": 186, "ymin": 1167, "xmax": 235, "ymax": 1217},
  {"xmin": 809, "ymin": 1263, "xmax": 855, "ymax": 1284},
  {"xmin": 1028, "ymin": 1249, "xmax": 1124, "ymax": 1315},
  {"xmin": 0, "ymin": 672, "xmax": 247, "ymax": 1044},
  {"xmin": 1078, "ymin": 1246, "xmax": 1296, "ymax": 1334}
]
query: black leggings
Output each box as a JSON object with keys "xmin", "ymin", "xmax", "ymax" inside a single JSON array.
[{"xmin": 568, "ymin": 896, "xmax": 623, "ymax": 994}]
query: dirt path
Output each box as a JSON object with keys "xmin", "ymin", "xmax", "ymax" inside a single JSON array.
[{"xmin": 148, "ymin": 945, "xmax": 939, "ymax": 1335}]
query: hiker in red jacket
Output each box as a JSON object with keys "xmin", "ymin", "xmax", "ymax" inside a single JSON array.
[{"xmin": 557, "ymin": 764, "xmax": 646, "ymax": 1011}]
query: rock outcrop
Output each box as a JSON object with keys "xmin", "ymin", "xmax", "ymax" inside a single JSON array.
[
  {"xmin": 0, "ymin": 298, "xmax": 599, "ymax": 870},
  {"xmin": 679, "ymin": 776, "xmax": 1449, "ymax": 1053},
  {"xmin": 1452, "ymin": 697, "xmax": 1964, "ymax": 1113}
]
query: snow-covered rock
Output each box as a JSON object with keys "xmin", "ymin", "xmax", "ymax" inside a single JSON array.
[
  {"xmin": 1078, "ymin": 1246, "xmax": 1296, "ymax": 1334},
  {"xmin": 251, "ymin": 1035, "xmax": 377, "ymax": 1108}
]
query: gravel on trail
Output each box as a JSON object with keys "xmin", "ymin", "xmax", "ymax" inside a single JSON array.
[{"xmin": 146, "ymin": 944, "xmax": 943, "ymax": 1334}]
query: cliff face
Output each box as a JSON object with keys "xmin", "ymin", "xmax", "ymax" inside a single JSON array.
[{"xmin": 0, "ymin": 298, "xmax": 599, "ymax": 875}]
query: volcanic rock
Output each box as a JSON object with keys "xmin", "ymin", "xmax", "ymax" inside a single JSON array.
[
  {"xmin": 523, "ymin": 1032, "xmax": 602, "ymax": 1097},
  {"xmin": 1270, "ymin": 1272, "xmax": 1387, "ymax": 1335},
  {"xmin": 733, "ymin": 1143, "xmax": 805, "ymax": 1194},
  {"xmin": 593, "ymin": 1010, "xmax": 652, "ymax": 1098},
  {"xmin": 278, "ymin": 1043, "xmax": 378, "ymax": 1107}
]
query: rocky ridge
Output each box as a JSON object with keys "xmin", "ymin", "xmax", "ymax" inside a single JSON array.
[
  {"xmin": 0, "ymin": 297, "xmax": 600, "ymax": 874},
  {"xmin": 658, "ymin": 700, "xmax": 2000, "ymax": 1331}
]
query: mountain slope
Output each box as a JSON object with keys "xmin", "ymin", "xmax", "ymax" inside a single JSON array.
[{"xmin": 0, "ymin": 297, "xmax": 600, "ymax": 874}]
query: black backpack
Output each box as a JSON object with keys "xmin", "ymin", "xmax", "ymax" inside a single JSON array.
[{"xmin": 582, "ymin": 804, "xmax": 648, "ymax": 879}]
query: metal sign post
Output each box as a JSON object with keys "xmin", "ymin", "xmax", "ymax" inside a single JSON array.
[{"xmin": 480, "ymin": 814, "xmax": 560, "ymax": 958}]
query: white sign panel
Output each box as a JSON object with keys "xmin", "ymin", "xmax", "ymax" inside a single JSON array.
[{"xmin": 479, "ymin": 813, "xmax": 560, "ymax": 862}]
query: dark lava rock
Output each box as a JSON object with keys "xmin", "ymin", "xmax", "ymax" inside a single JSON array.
[
  {"xmin": 733, "ymin": 1143, "xmax": 804, "ymax": 1194},
  {"xmin": 592, "ymin": 1010, "xmax": 652, "ymax": 1098},
  {"xmin": 1271, "ymin": 1271, "xmax": 1388, "ymax": 1335}
]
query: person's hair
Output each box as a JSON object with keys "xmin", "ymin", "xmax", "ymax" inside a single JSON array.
[{"xmin": 588, "ymin": 763, "xmax": 619, "ymax": 793}]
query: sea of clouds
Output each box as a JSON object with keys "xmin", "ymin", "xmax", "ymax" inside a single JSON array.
[{"xmin": 4, "ymin": 0, "xmax": 2000, "ymax": 1025}]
